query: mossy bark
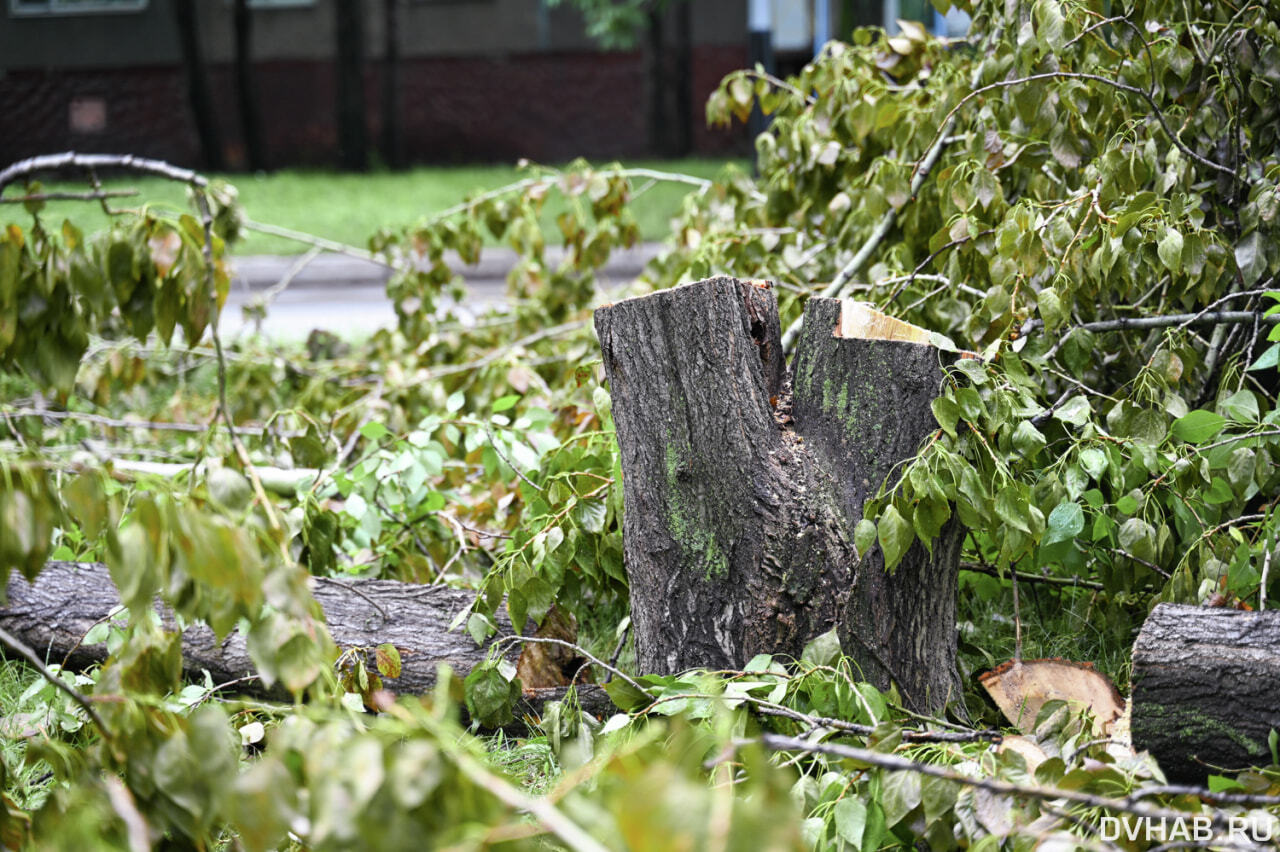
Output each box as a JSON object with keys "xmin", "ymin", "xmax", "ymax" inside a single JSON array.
[
  {"xmin": 595, "ymin": 278, "xmax": 962, "ymax": 711},
  {"xmin": 790, "ymin": 298, "xmax": 963, "ymax": 711},
  {"xmin": 1132, "ymin": 603, "xmax": 1280, "ymax": 781}
]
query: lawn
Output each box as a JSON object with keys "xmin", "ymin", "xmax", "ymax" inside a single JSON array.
[{"xmin": 1, "ymin": 158, "xmax": 744, "ymax": 255}]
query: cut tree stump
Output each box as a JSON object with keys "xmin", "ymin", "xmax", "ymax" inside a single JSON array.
[
  {"xmin": 595, "ymin": 277, "xmax": 963, "ymax": 712},
  {"xmin": 0, "ymin": 562, "xmax": 614, "ymax": 722},
  {"xmin": 1131, "ymin": 603, "xmax": 1280, "ymax": 781}
]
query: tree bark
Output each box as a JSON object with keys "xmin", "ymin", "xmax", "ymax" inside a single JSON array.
[
  {"xmin": 790, "ymin": 297, "xmax": 964, "ymax": 712},
  {"xmin": 0, "ymin": 562, "xmax": 613, "ymax": 720},
  {"xmin": 233, "ymin": 0, "xmax": 267, "ymax": 171},
  {"xmin": 173, "ymin": 0, "xmax": 225, "ymax": 171},
  {"xmin": 1131, "ymin": 603, "xmax": 1280, "ymax": 782},
  {"xmin": 335, "ymin": 0, "xmax": 369, "ymax": 171},
  {"xmin": 594, "ymin": 277, "xmax": 962, "ymax": 712}
]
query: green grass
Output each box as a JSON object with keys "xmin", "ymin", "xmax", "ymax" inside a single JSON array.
[
  {"xmin": 0, "ymin": 660, "xmax": 62, "ymax": 811},
  {"xmin": 2, "ymin": 158, "xmax": 744, "ymax": 256}
]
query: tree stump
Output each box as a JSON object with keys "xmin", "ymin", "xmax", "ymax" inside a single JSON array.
[
  {"xmin": 1131, "ymin": 603, "xmax": 1280, "ymax": 781},
  {"xmin": 594, "ymin": 277, "xmax": 963, "ymax": 712}
]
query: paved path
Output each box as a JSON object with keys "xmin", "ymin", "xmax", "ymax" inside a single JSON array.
[{"xmin": 222, "ymin": 244, "xmax": 662, "ymax": 340}]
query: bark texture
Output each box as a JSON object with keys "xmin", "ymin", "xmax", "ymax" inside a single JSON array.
[
  {"xmin": 791, "ymin": 297, "xmax": 963, "ymax": 711},
  {"xmin": 595, "ymin": 278, "xmax": 962, "ymax": 711},
  {"xmin": 0, "ymin": 562, "xmax": 613, "ymax": 721},
  {"xmin": 1131, "ymin": 603, "xmax": 1280, "ymax": 782}
]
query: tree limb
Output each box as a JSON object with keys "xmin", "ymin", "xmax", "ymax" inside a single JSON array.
[{"xmin": 0, "ymin": 153, "xmax": 207, "ymax": 195}]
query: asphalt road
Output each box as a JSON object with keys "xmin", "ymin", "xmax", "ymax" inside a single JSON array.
[{"xmin": 222, "ymin": 243, "xmax": 662, "ymax": 340}]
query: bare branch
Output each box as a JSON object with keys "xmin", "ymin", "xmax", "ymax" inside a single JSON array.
[
  {"xmin": 759, "ymin": 734, "xmax": 1248, "ymax": 828},
  {"xmin": 960, "ymin": 561, "xmax": 1105, "ymax": 591},
  {"xmin": 1029, "ymin": 310, "xmax": 1279, "ymax": 336},
  {"xmin": 0, "ymin": 152, "xmax": 207, "ymax": 195},
  {"xmin": 0, "ymin": 407, "xmax": 295, "ymax": 438}
]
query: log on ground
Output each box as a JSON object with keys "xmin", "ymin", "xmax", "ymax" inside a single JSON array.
[
  {"xmin": 1131, "ymin": 603, "xmax": 1280, "ymax": 782},
  {"xmin": 0, "ymin": 561, "xmax": 614, "ymax": 721}
]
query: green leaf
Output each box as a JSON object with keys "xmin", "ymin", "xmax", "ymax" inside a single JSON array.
[
  {"xmin": 1118, "ymin": 518, "xmax": 1157, "ymax": 564},
  {"xmin": 994, "ymin": 485, "xmax": 1031, "ymax": 533},
  {"xmin": 1011, "ymin": 420, "xmax": 1046, "ymax": 458},
  {"xmin": 854, "ymin": 518, "xmax": 877, "ymax": 558},
  {"xmin": 1033, "ymin": 0, "xmax": 1064, "ymax": 49},
  {"xmin": 1079, "ymin": 447, "xmax": 1108, "ymax": 480},
  {"xmin": 1158, "ymin": 227, "xmax": 1184, "ymax": 274},
  {"xmin": 1248, "ymin": 343, "xmax": 1279, "ymax": 371},
  {"xmin": 375, "ymin": 643, "xmax": 402, "ymax": 679},
  {"xmin": 1044, "ymin": 501, "xmax": 1084, "ymax": 545},
  {"xmin": 1037, "ymin": 286, "xmax": 1065, "ymax": 330},
  {"xmin": 877, "ymin": 504, "xmax": 912, "ymax": 570},
  {"xmin": 1236, "ymin": 230, "xmax": 1264, "ymax": 283},
  {"xmin": 1172, "ymin": 410, "xmax": 1227, "ymax": 443},
  {"xmin": 800, "ymin": 629, "xmax": 841, "ymax": 666},
  {"xmin": 359, "ymin": 421, "xmax": 390, "ymax": 441},
  {"xmin": 1054, "ymin": 396, "xmax": 1092, "ymax": 427},
  {"xmin": 932, "ymin": 396, "xmax": 960, "ymax": 438},
  {"xmin": 1220, "ymin": 390, "xmax": 1259, "ymax": 423},
  {"xmin": 833, "ymin": 798, "xmax": 867, "ymax": 847},
  {"xmin": 464, "ymin": 662, "xmax": 521, "ymax": 728},
  {"xmin": 492, "ymin": 394, "xmax": 520, "ymax": 412},
  {"xmin": 881, "ymin": 771, "xmax": 922, "ymax": 827},
  {"xmin": 602, "ymin": 676, "xmax": 651, "ymax": 711}
]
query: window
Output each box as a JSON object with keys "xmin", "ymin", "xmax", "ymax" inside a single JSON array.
[{"xmin": 9, "ymin": 0, "xmax": 147, "ymax": 15}]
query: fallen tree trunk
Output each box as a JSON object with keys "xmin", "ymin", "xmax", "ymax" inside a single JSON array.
[
  {"xmin": 595, "ymin": 277, "xmax": 963, "ymax": 712},
  {"xmin": 1, "ymin": 562, "xmax": 613, "ymax": 720},
  {"xmin": 1131, "ymin": 603, "xmax": 1280, "ymax": 781}
]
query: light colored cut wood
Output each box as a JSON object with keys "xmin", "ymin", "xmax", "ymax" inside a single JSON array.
[
  {"xmin": 979, "ymin": 658, "xmax": 1125, "ymax": 736},
  {"xmin": 835, "ymin": 300, "xmax": 932, "ymax": 343}
]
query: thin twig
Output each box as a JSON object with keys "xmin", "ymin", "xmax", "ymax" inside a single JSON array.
[
  {"xmin": 485, "ymin": 425, "xmax": 542, "ymax": 492},
  {"xmin": 759, "ymin": 734, "xmax": 1242, "ymax": 828},
  {"xmin": 193, "ymin": 190, "xmax": 283, "ymax": 533},
  {"xmin": 444, "ymin": 735, "xmax": 610, "ymax": 852},
  {"xmin": 1175, "ymin": 287, "xmax": 1274, "ymax": 329},
  {"xmin": 960, "ymin": 561, "xmax": 1104, "ymax": 591},
  {"xmin": 241, "ymin": 219, "xmax": 389, "ymax": 266},
  {"xmin": 883, "ymin": 229, "xmax": 995, "ymax": 307},
  {"xmin": 1108, "ymin": 547, "xmax": 1171, "ymax": 579},
  {"xmin": 1, "ymin": 407, "xmax": 291, "ymax": 438},
  {"xmin": 491, "ymin": 635, "xmax": 650, "ymax": 698},
  {"xmin": 1261, "ymin": 535, "xmax": 1272, "ymax": 612},
  {"xmin": 0, "ymin": 625, "xmax": 109, "ymax": 738},
  {"xmin": 739, "ymin": 69, "xmax": 817, "ymax": 105}
]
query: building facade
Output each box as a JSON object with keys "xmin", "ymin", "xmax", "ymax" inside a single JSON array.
[{"xmin": 1, "ymin": 0, "xmax": 769, "ymax": 169}]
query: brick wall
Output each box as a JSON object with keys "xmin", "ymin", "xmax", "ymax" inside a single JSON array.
[{"xmin": 0, "ymin": 46, "xmax": 750, "ymax": 170}]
